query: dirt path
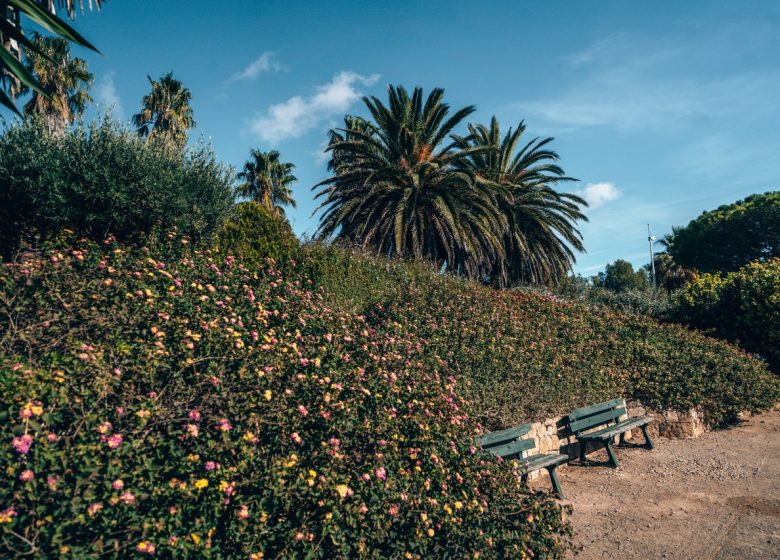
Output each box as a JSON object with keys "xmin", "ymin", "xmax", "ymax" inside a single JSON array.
[{"xmin": 534, "ymin": 407, "xmax": 780, "ymax": 559}]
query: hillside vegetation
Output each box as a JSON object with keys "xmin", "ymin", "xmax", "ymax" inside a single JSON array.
[{"xmin": 304, "ymin": 245, "xmax": 779, "ymax": 430}]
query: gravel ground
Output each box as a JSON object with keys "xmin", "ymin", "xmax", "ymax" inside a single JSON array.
[{"xmin": 530, "ymin": 407, "xmax": 780, "ymax": 559}]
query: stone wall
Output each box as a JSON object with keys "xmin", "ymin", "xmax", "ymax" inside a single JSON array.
[{"xmin": 524, "ymin": 401, "xmax": 709, "ymax": 480}]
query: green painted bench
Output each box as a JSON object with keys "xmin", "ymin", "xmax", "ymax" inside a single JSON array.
[
  {"xmin": 567, "ymin": 398, "xmax": 654, "ymax": 468},
  {"xmin": 477, "ymin": 423, "xmax": 568, "ymax": 498}
]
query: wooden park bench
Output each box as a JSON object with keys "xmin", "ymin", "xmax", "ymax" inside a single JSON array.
[
  {"xmin": 567, "ymin": 398, "xmax": 654, "ymax": 468},
  {"xmin": 477, "ymin": 423, "xmax": 568, "ymax": 498}
]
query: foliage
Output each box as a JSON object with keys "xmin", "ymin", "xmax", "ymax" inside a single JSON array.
[
  {"xmin": 452, "ymin": 117, "xmax": 587, "ymax": 286},
  {"xmin": 236, "ymin": 149, "xmax": 297, "ymax": 216},
  {"xmin": 557, "ymin": 276, "xmax": 671, "ymax": 318},
  {"xmin": 306, "ymin": 246, "xmax": 778, "ymax": 429},
  {"xmin": 132, "ymin": 72, "xmax": 195, "ymax": 146},
  {"xmin": 0, "ymin": 235, "xmax": 570, "ymax": 558},
  {"xmin": 314, "ymin": 86, "xmax": 507, "ymax": 280},
  {"xmin": 667, "ymin": 191, "xmax": 780, "ymax": 274},
  {"xmin": 0, "ymin": 118, "xmax": 234, "ymax": 259},
  {"xmin": 0, "ymin": 0, "xmax": 100, "ymax": 116},
  {"xmin": 672, "ymin": 259, "xmax": 780, "ymax": 374},
  {"xmin": 216, "ymin": 201, "xmax": 300, "ymax": 265},
  {"xmin": 644, "ymin": 252, "xmax": 697, "ymax": 291},
  {"xmin": 10, "ymin": 32, "xmax": 93, "ymax": 135},
  {"xmin": 593, "ymin": 259, "xmax": 649, "ymax": 292}
]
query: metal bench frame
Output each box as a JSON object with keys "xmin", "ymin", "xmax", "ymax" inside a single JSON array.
[{"xmin": 477, "ymin": 423, "xmax": 568, "ymax": 498}]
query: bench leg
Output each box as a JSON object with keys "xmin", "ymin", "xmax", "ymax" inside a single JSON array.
[
  {"xmin": 604, "ymin": 440, "xmax": 620, "ymax": 468},
  {"xmin": 521, "ymin": 473, "xmax": 529, "ymax": 487},
  {"xmin": 641, "ymin": 425, "xmax": 655, "ymax": 450},
  {"xmin": 579, "ymin": 441, "xmax": 587, "ymax": 463},
  {"xmin": 545, "ymin": 466, "xmax": 564, "ymax": 499}
]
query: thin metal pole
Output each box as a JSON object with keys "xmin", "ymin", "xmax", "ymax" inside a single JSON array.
[{"xmin": 647, "ymin": 224, "xmax": 656, "ymax": 288}]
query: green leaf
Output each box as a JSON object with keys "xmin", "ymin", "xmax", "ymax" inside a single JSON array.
[
  {"xmin": 0, "ymin": 86, "xmax": 22, "ymax": 117},
  {"xmin": 8, "ymin": 0, "xmax": 101, "ymax": 53},
  {"xmin": 0, "ymin": 45, "xmax": 48, "ymax": 96}
]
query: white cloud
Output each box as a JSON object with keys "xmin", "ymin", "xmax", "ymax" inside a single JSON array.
[
  {"xmin": 250, "ymin": 71, "xmax": 380, "ymax": 143},
  {"xmin": 575, "ymin": 182, "xmax": 622, "ymax": 209},
  {"xmin": 229, "ymin": 52, "xmax": 283, "ymax": 82},
  {"xmin": 95, "ymin": 71, "xmax": 122, "ymax": 115}
]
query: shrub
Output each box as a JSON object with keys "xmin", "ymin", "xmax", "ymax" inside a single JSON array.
[
  {"xmin": 307, "ymin": 247, "xmax": 779, "ymax": 429},
  {"xmin": 0, "ymin": 236, "xmax": 570, "ymax": 558},
  {"xmin": 0, "ymin": 118, "xmax": 234, "ymax": 259},
  {"xmin": 215, "ymin": 202, "xmax": 300, "ymax": 265},
  {"xmin": 672, "ymin": 259, "xmax": 780, "ymax": 374}
]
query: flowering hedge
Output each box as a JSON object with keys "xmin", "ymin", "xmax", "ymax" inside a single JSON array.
[
  {"xmin": 304, "ymin": 248, "xmax": 778, "ymax": 429},
  {"xmin": 0, "ymin": 236, "xmax": 570, "ymax": 558}
]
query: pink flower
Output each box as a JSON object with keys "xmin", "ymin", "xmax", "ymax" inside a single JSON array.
[
  {"xmin": 205, "ymin": 461, "xmax": 218, "ymax": 471},
  {"xmin": 188, "ymin": 410, "xmax": 201, "ymax": 421},
  {"xmin": 12, "ymin": 434, "xmax": 33, "ymax": 455},
  {"xmin": 290, "ymin": 432, "xmax": 302, "ymax": 445},
  {"xmin": 375, "ymin": 467, "xmax": 387, "ymax": 481},
  {"xmin": 359, "ymin": 503, "xmax": 368, "ymax": 514},
  {"xmin": 388, "ymin": 504, "xmax": 399, "ymax": 516},
  {"xmin": 328, "ymin": 438, "xmax": 340, "ymax": 450},
  {"xmin": 136, "ymin": 541, "xmax": 156, "ymax": 555},
  {"xmin": 112, "ymin": 479, "xmax": 124, "ymax": 490},
  {"xmin": 87, "ymin": 502, "xmax": 103, "ymax": 517},
  {"xmin": 299, "ymin": 358, "xmax": 310, "ymax": 367},
  {"xmin": 297, "ymin": 405, "xmax": 308, "ymax": 417},
  {"xmin": 216, "ymin": 418, "xmax": 232, "ymax": 432},
  {"xmin": 120, "ymin": 491, "xmax": 135, "ymax": 505},
  {"xmin": 185, "ymin": 423, "xmax": 199, "ymax": 438},
  {"xmin": 19, "ymin": 470, "xmax": 34, "ymax": 482},
  {"xmin": 46, "ymin": 433, "xmax": 58, "ymax": 442},
  {"xmin": 237, "ymin": 505, "xmax": 249, "ymax": 519},
  {"xmin": 107, "ymin": 434, "xmax": 123, "ymax": 449},
  {"xmin": 46, "ymin": 475, "xmax": 60, "ymax": 491}
]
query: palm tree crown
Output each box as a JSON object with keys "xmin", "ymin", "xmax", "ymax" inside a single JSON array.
[
  {"xmin": 314, "ymin": 85, "xmax": 506, "ymax": 279},
  {"xmin": 132, "ymin": 72, "xmax": 195, "ymax": 143},
  {"xmin": 237, "ymin": 149, "xmax": 297, "ymax": 215},
  {"xmin": 11, "ymin": 32, "xmax": 93, "ymax": 135},
  {"xmin": 453, "ymin": 117, "xmax": 587, "ymax": 285}
]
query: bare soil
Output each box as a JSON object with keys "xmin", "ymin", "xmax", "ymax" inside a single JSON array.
[{"xmin": 532, "ymin": 407, "xmax": 780, "ymax": 559}]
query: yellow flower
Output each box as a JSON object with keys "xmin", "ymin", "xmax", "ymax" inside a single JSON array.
[
  {"xmin": 335, "ymin": 484, "xmax": 350, "ymax": 498},
  {"xmin": 325, "ymin": 512, "xmax": 333, "ymax": 520},
  {"xmin": 308, "ymin": 470, "xmax": 317, "ymax": 478},
  {"xmin": 250, "ymin": 553, "xmax": 264, "ymax": 560},
  {"xmin": 427, "ymin": 528, "xmax": 435, "ymax": 537},
  {"xmin": 259, "ymin": 511, "xmax": 269, "ymax": 523},
  {"xmin": 194, "ymin": 479, "xmax": 209, "ymax": 490},
  {"xmin": 187, "ymin": 454, "xmax": 199, "ymax": 462},
  {"xmin": 420, "ymin": 512, "xmax": 428, "ymax": 521},
  {"xmin": 218, "ymin": 480, "xmax": 230, "ymax": 492},
  {"xmin": 454, "ymin": 501, "xmax": 463, "ymax": 510},
  {"xmin": 263, "ymin": 390, "xmax": 272, "ymax": 401},
  {"xmin": 190, "ymin": 533, "xmax": 201, "ymax": 545}
]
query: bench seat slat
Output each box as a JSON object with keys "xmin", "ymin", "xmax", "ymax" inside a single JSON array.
[
  {"xmin": 476, "ymin": 423, "xmax": 532, "ymax": 447},
  {"xmin": 567, "ymin": 398, "xmax": 625, "ymax": 421},
  {"xmin": 578, "ymin": 416, "xmax": 652, "ymax": 441},
  {"xmin": 483, "ymin": 438, "xmax": 535, "ymax": 458},
  {"xmin": 569, "ymin": 408, "xmax": 624, "ymax": 433},
  {"xmin": 518, "ymin": 453, "xmax": 568, "ymax": 473}
]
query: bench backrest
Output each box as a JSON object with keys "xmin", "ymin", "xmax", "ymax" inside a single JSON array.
[
  {"xmin": 567, "ymin": 398, "xmax": 626, "ymax": 435},
  {"xmin": 476, "ymin": 423, "xmax": 535, "ymax": 459}
]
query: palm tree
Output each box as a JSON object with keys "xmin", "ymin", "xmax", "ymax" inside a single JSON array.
[
  {"xmin": 314, "ymin": 85, "xmax": 506, "ymax": 279},
  {"xmin": 132, "ymin": 72, "xmax": 195, "ymax": 144},
  {"xmin": 1, "ymin": 0, "xmax": 101, "ymax": 117},
  {"xmin": 237, "ymin": 149, "xmax": 297, "ymax": 215},
  {"xmin": 10, "ymin": 32, "xmax": 92, "ymax": 135},
  {"xmin": 453, "ymin": 117, "xmax": 587, "ymax": 285}
]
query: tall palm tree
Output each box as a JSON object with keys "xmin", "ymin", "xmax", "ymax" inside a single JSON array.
[
  {"xmin": 237, "ymin": 149, "xmax": 297, "ymax": 215},
  {"xmin": 1, "ymin": 0, "xmax": 101, "ymax": 116},
  {"xmin": 453, "ymin": 117, "xmax": 587, "ymax": 285},
  {"xmin": 314, "ymin": 85, "xmax": 506, "ymax": 279},
  {"xmin": 10, "ymin": 32, "xmax": 92, "ymax": 135},
  {"xmin": 132, "ymin": 72, "xmax": 195, "ymax": 144}
]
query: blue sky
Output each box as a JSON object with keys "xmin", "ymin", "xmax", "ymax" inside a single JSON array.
[{"xmin": 50, "ymin": 0, "xmax": 780, "ymax": 275}]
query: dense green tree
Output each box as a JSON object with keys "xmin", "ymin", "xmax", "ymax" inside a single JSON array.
[
  {"xmin": 236, "ymin": 149, "xmax": 297, "ymax": 216},
  {"xmin": 132, "ymin": 72, "xmax": 195, "ymax": 144},
  {"xmin": 453, "ymin": 117, "xmax": 587, "ymax": 285},
  {"xmin": 593, "ymin": 259, "xmax": 649, "ymax": 292},
  {"xmin": 10, "ymin": 32, "xmax": 92, "ymax": 134},
  {"xmin": 667, "ymin": 191, "xmax": 780, "ymax": 273},
  {"xmin": 0, "ymin": 118, "xmax": 233, "ymax": 258},
  {"xmin": 314, "ymin": 85, "xmax": 505, "ymax": 279}
]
